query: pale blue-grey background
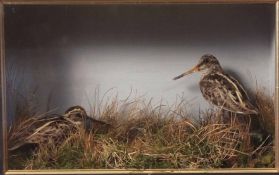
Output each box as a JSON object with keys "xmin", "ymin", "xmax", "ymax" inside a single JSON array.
[{"xmin": 5, "ymin": 4, "xmax": 275, "ymax": 117}]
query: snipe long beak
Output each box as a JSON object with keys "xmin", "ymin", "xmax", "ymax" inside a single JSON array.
[{"xmin": 173, "ymin": 65, "xmax": 199, "ymax": 80}]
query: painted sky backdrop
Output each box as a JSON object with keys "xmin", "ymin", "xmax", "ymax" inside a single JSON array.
[{"xmin": 5, "ymin": 4, "xmax": 275, "ymax": 115}]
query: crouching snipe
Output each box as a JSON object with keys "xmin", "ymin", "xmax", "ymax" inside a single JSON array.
[{"xmin": 173, "ymin": 54, "xmax": 258, "ymax": 115}]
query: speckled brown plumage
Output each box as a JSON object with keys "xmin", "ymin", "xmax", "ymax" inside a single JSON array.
[
  {"xmin": 173, "ymin": 54, "xmax": 258, "ymax": 115},
  {"xmin": 64, "ymin": 105, "xmax": 112, "ymax": 134},
  {"xmin": 9, "ymin": 106, "xmax": 112, "ymax": 151}
]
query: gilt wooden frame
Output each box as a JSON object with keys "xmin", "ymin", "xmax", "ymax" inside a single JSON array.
[{"xmin": 0, "ymin": 0, "xmax": 279, "ymax": 174}]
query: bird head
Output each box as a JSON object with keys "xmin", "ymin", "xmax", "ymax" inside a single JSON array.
[
  {"xmin": 64, "ymin": 105, "xmax": 87, "ymax": 123},
  {"xmin": 173, "ymin": 54, "xmax": 222, "ymax": 80}
]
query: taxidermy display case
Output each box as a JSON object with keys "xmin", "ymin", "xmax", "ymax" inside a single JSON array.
[{"xmin": 1, "ymin": 0, "xmax": 279, "ymax": 174}]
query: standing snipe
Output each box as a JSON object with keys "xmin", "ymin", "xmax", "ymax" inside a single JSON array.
[{"xmin": 173, "ymin": 54, "xmax": 258, "ymax": 115}]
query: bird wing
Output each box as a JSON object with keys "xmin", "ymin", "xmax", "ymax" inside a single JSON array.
[
  {"xmin": 226, "ymin": 74, "xmax": 250, "ymax": 100},
  {"xmin": 200, "ymin": 72, "xmax": 257, "ymax": 114}
]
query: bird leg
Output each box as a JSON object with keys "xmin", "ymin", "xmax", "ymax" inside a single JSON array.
[
  {"xmin": 215, "ymin": 107, "xmax": 224, "ymax": 123},
  {"xmin": 216, "ymin": 102, "xmax": 228, "ymax": 123}
]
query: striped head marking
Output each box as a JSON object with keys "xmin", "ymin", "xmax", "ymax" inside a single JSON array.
[
  {"xmin": 64, "ymin": 106, "xmax": 87, "ymax": 121},
  {"xmin": 198, "ymin": 54, "xmax": 220, "ymax": 71},
  {"xmin": 173, "ymin": 54, "xmax": 222, "ymax": 80}
]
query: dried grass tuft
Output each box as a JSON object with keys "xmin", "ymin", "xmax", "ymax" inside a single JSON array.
[{"xmin": 8, "ymin": 88, "xmax": 274, "ymax": 169}]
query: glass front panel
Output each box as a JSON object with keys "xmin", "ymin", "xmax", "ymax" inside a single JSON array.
[{"xmin": 5, "ymin": 4, "xmax": 275, "ymax": 169}]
